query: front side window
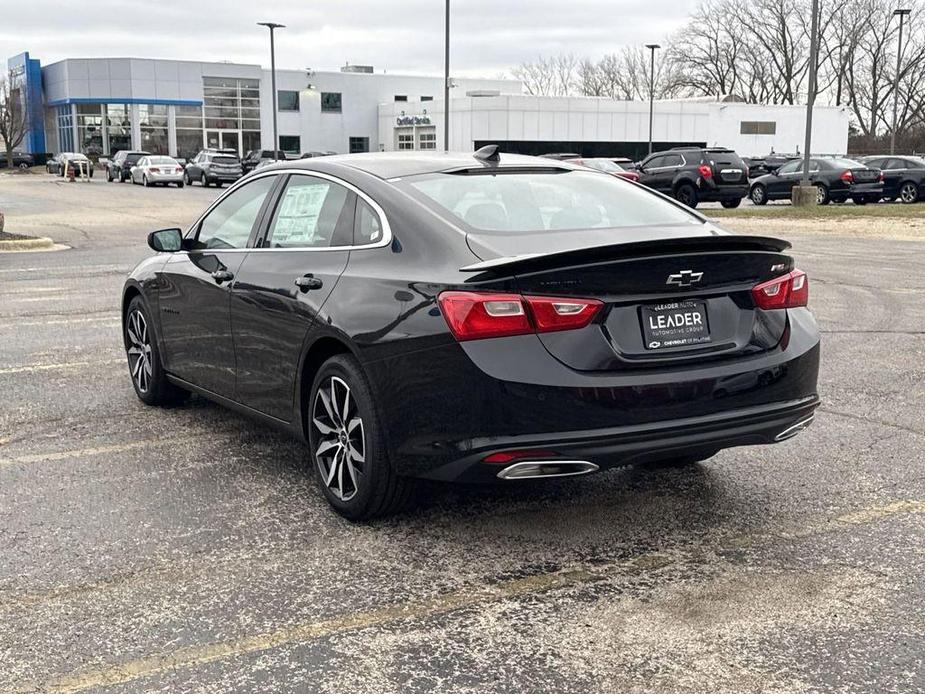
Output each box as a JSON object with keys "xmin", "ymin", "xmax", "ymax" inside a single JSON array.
[
  {"xmin": 321, "ymin": 92, "xmax": 342, "ymax": 113},
  {"xmin": 265, "ymin": 176, "xmax": 352, "ymax": 248},
  {"xmin": 403, "ymin": 170, "xmax": 700, "ymax": 233},
  {"xmin": 194, "ymin": 176, "xmax": 276, "ymax": 250}
]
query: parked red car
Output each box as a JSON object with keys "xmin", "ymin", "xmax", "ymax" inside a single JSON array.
[{"xmin": 566, "ymin": 157, "xmax": 640, "ymax": 182}]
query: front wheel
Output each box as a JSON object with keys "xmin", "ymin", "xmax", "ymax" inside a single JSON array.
[
  {"xmin": 674, "ymin": 182, "xmax": 698, "ymax": 208},
  {"xmin": 177, "ymin": 181, "xmax": 184, "ymax": 188},
  {"xmin": 750, "ymin": 184, "xmax": 768, "ymax": 206},
  {"xmin": 124, "ymin": 297, "xmax": 188, "ymax": 406},
  {"xmin": 852, "ymin": 196, "xmax": 867, "ymax": 205},
  {"xmin": 143, "ymin": 175, "xmax": 150, "ymax": 187},
  {"xmin": 308, "ymin": 355, "xmax": 415, "ymax": 520}
]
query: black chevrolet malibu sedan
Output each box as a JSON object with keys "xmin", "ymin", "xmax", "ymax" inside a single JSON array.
[{"xmin": 122, "ymin": 149, "xmax": 820, "ymax": 519}]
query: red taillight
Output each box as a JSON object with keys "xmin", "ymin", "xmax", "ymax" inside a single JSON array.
[
  {"xmin": 149, "ymin": 167, "xmax": 160, "ymax": 173},
  {"xmin": 878, "ymin": 170, "xmax": 884, "ymax": 182},
  {"xmin": 840, "ymin": 169, "xmax": 854, "ymax": 183},
  {"xmin": 698, "ymin": 164, "xmax": 713, "ymax": 178},
  {"xmin": 483, "ymin": 449, "xmax": 557, "ymax": 464},
  {"xmin": 437, "ymin": 291, "xmax": 603, "ymax": 341},
  {"xmin": 176, "ymin": 167, "xmax": 183, "ymax": 173},
  {"xmin": 751, "ymin": 270, "xmax": 809, "ymax": 310}
]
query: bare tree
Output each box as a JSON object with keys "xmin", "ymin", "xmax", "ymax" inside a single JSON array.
[
  {"xmin": 511, "ymin": 54, "xmax": 580, "ymax": 96},
  {"xmin": 0, "ymin": 70, "xmax": 27, "ymax": 168},
  {"xmin": 578, "ymin": 47, "xmax": 682, "ymax": 100}
]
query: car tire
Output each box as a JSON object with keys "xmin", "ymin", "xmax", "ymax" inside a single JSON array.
[
  {"xmin": 815, "ymin": 184, "xmax": 830, "ymax": 205},
  {"xmin": 124, "ymin": 296, "xmax": 188, "ymax": 407},
  {"xmin": 750, "ymin": 184, "xmax": 768, "ymax": 205},
  {"xmin": 308, "ymin": 354, "xmax": 416, "ymax": 520},
  {"xmin": 720, "ymin": 198, "xmax": 742, "ymax": 209},
  {"xmin": 202, "ymin": 175, "xmax": 209, "ymax": 187},
  {"xmin": 674, "ymin": 182, "xmax": 698, "ymax": 208},
  {"xmin": 899, "ymin": 181, "xmax": 919, "ymax": 204},
  {"xmin": 143, "ymin": 175, "xmax": 150, "ymax": 187},
  {"xmin": 852, "ymin": 196, "xmax": 867, "ymax": 205},
  {"xmin": 177, "ymin": 181, "xmax": 184, "ymax": 189},
  {"xmin": 183, "ymin": 171, "xmax": 191, "ymax": 186}
]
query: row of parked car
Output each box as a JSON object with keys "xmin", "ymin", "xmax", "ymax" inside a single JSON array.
[
  {"xmin": 551, "ymin": 148, "xmax": 925, "ymax": 208},
  {"xmin": 43, "ymin": 148, "xmax": 337, "ymax": 187}
]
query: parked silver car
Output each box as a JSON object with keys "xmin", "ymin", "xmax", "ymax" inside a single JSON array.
[{"xmin": 130, "ymin": 156, "xmax": 185, "ymax": 187}]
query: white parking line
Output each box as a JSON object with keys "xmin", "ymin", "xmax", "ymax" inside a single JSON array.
[
  {"xmin": 0, "ymin": 433, "xmax": 205, "ymax": 469},
  {"xmin": 0, "ymin": 358, "xmax": 122, "ymax": 375}
]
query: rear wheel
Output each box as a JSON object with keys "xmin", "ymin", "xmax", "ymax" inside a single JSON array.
[
  {"xmin": 308, "ymin": 355, "xmax": 415, "ymax": 520},
  {"xmin": 124, "ymin": 296, "xmax": 188, "ymax": 406},
  {"xmin": 183, "ymin": 171, "xmax": 192, "ymax": 186},
  {"xmin": 815, "ymin": 184, "xmax": 830, "ymax": 205},
  {"xmin": 900, "ymin": 181, "xmax": 919, "ymax": 204},
  {"xmin": 674, "ymin": 182, "xmax": 698, "ymax": 208},
  {"xmin": 750, "ymin": 184, "xmax": 768, "ymax": 206},
  {"xmin": 852, "ymin": 196, "xmax": 867, "ymax": 205},
  {"xmin": 143, "ymin": 175, "xmax": 150, "ymax": 188},
  {"xmin": 720, "ymin": 198, "xmax": 742, "ymax": 209}
]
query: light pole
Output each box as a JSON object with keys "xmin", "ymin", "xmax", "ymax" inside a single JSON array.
[
  {"xmin": 258, "ymin": 22, "xmax": 285, "ymax": 160},
  {"xmin": 891, "ymin": 8, "xmax": 911, "ymax": 155},
  {"xmin": 444, "ymin": 0, "xmax": 450, "ymax": 151},
  {"xmin": 800, "ymin": 0, "xmax": 820, "ymax": 188},
  {"xmin": 645, "ymin": 44, "xmax": 660, "ymax": 156}
]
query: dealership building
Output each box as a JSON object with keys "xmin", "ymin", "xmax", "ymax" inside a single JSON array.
[{"xmin": 8, "ymin": 51, "xmax": 850, "ymax": 161}]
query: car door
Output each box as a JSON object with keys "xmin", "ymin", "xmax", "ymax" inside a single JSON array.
[
  {"xmin": 878, "ymin": 158, "xmax": 903, "ymax": 199},
  {"xmin": 637, "ymin": 155, "xmax": 664, "ymax": 191},
  {"xmin": 156, "ymin": 175, "xmax": 278, "ymax": 397},
  {"xmin": 230, "ymin": 172, "xmax": 357, "ymax": 421},
  {"xmin": 767, "ymin": 160, "xmax": 801, "ymax": 199}
]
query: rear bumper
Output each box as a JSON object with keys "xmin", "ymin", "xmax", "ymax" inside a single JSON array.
[
  {"xmin": 424, "ymin": 395, "xmax": 820, "ymax": 482},
  {"xmin": 206, "ymin": 172, "xmax": 243, "ymax": 182},
  {"xmin": 697, "ymin": 182, "xmax": 748, "ymax": 200}
]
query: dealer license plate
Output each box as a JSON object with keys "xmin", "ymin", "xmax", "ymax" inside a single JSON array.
[{"xmin": 641, "ymin": 299, "xmax": 711, "ymax": 350}]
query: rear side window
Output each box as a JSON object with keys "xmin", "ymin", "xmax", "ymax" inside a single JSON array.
[
  {"xmin": 265, "ymin": 175, "xmax": 353, "ymax": 248},
  {"xmin": 404, "ymin": 170, "xmax": 700, "ymax": 233},
  {"xmin": 355, "ymin": 199, "xmax": 383, "ymax": 245},
  {"xmin": 194, "ymin": 176, "xmax": 275, "ymax": 250}
]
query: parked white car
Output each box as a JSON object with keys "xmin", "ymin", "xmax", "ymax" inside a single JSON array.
[{"xmin": 130, "ymin": 156, "xmax": 185, "ymax": 188}]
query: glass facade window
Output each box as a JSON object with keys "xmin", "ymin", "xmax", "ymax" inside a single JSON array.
[
  {"xmin": 421, "ymin": 96, "xmax": 434, "ymax": 102},
  {"xmin": 418, "ymin": 129, "xmax": 437, "ymax": 150},
  {"xmin": 175, "ymin": 104, "xmax": 204, "ymax": 160},
  {"xmin": 76, "ymin": 104, "xmax": 104, "ymax": 156},
  {"xmin": 394, "ymin": 95, "xmax": 408, "ymax": 102},
  {"xmin": 105, "ymin": 104, "xmax": 132, "ymax": 154},
  {"xmin": 56, "ymin": 105, "xmax": 74, "ymax": 152},
  {"xmin": 349, "ymin": 137, "xmax": 370, "ymax": 153},
  {"xmin": 202, "ymin": 77, "xmax": 260, "ymax": 154},
  {"xmin": 397, "ymin": 130, "xmax": 414, "ymax": 150},
  {"xmin": 278, "ymin": 90, "xmax": 299, "ymax": 111},
  {"xmin": 139, "ymin": 104, "xmax": 169, "ymax": 154},
  {"xmin": 242, "ymin": 131, "xmax": 261, "ymax": 155},
  {"xmin": 279, "ymin": 135, "xmax": 300, "ymax": 154},
  {"xmin": 321, "ymin": 92, "xmax": 342, "ymax": 113}
]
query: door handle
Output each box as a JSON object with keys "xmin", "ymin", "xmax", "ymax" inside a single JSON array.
[
  {"xmin": 295, "ymin": 274, "xmax": 323, "ymax": 292},
  {"xmin": 211, "ymin": 270, "xmax": 234, "ymax": 284}
]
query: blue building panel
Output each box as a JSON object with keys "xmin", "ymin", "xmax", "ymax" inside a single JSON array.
[{"xmin": 7, "ymin": 52, "xmax": 46, "ymax": 154}]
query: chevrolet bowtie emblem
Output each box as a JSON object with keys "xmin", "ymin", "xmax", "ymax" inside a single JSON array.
[{"xmin": 666, "ymin": 270, "xmax": 704, "ymax": 287}]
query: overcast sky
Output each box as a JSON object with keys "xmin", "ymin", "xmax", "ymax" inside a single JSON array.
[{"xmin": 2, "ymin": 0, "xmax": 699, "ymax": 78}]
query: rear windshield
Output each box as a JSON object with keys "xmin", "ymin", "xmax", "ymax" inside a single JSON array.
[
  {"xmin": 213, "ymin": 156, "xmax": 240, "ymax": 165},
  {"xmin": 403, "ymin": 170, "xmax": 700, "ymax": 232},
  {"xmin": 826, "ymin": 158, "xmax": 865, "ymax": 169},
  {"xmin": 148, "ymin": 157, "xmax": 176, "ymax": 165},
  {"xmin": 125, "ymin": 154, "xmax": 144, "ymax": 163},
  {"xmin": 579, "ymin": 159, "xmax": 625, "ymax": 173}
]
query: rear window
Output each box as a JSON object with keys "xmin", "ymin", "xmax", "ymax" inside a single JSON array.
[
  {"xmin": 148, "ymin": 157, "xmax": 176, "ymax": 165},
  {"xmin": 826, "ymin": 158, "xmax": 865, "ymax": 169},
  {"xmin": 214, "ymin": 156, "xmax": 240, "ymax": 165},
  {"xmin": 403, "ymin": 170, "xmax": 701, "ymax": 232},
  {"xmin": 125, "ymin": 154, "xmax": 144, "ymax": 164}
]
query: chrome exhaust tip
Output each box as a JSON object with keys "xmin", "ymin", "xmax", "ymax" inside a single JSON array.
[
  {"xmin": 774, "ymin": 415, "xmax": 815, "ymax": 442},
  {"xmin": 496, "ymin": 460, "xmax": 599, "ymax": 480}
]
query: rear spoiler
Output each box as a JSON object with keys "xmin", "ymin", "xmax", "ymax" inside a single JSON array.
[{"xmin": 459, "ymin": 235, "xmax": 791, "ymax": 274}]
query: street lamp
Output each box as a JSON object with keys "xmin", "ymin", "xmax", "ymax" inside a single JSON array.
[
  {"xmin": 258, "ymin": 22, "xmax": 285, "ymax": 160},
  {"xmin": 645, "ymin": 44, "xmax": 660, "ymax": 156},
  {"xmin": 444, "ymin": 0, "xmax": 450, "ymax": 151},
  {"xmin": 891, "ymin": 8, "xmax": 911, "ymax": 155}
]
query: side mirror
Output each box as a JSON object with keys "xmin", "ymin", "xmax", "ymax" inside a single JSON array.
[{"xmin": 148, "ymin": 228, "xmax": 183, "ymax": 252}]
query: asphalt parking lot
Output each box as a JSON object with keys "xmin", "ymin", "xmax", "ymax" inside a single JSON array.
[{"xmin": 1, "ymin": 173, "xmax": 924, "ymax": 693}]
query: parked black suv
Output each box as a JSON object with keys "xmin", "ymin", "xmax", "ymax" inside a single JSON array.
[
  {"xmin": 749, "ymin": 157, "xmax": 883, "ymax": 206},
  {"xmin": 242, "ymin": 149, "xmax": 286, "ymax": 173},
  {"xmin": 0, "ymin": 151, "xmax": 34, "ymax": 169},
  {"xmin": 857, "ymin": 155, "xmax": 925, "ymax": 204},
  {"xmin": 635, "ymin": 147, "xmax": 749, "ymax": 208},
  {"xmin": 183, "ymin": 151, "xmax": 244, "ymax": 187},
  {"xmin": 106, "ymin": 150, "xmax": 150, "ymax": 182}
]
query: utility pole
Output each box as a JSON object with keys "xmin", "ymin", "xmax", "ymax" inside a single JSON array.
[
  {"xmin": 258, "ymin": 22, "xmax": 285, "ymax": 160},
  {"xmin": 444, "ymin": 0, "xmax": 450, "ymax": 151},
  {"xmin": 891, "ymin": 8, "xmax": 911, "ymax": 155},
  {"xmin": 800, "ymin": 0, "xmax": 819, "ymax": 187},
  {"xmin": 645, "ymin": 44, "xmax": 660, "ymax": 156}
]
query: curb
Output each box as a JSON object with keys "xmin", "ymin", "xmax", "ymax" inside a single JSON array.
[{"xmin": 0, "ymin": 236, "xmax": 56, "ymax": 251}]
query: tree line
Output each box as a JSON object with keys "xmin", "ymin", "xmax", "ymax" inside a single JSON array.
[{"xmin": 510, "ymin": 0, "xmax": 925, "ymax": 142}]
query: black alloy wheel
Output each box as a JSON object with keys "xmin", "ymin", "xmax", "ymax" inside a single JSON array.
[
  {"xmin": 900, "ymin": 181, "xmax": 919, "ymax": 204},
  {"xmin": 750, "ymin": 184, "xmax": 768, "ymax": 206},
  {"xmin": 124, "ymin": 297, "xmax": 188, "ymax": 406},
  {"xmin": 674, "ymin": 182, "xmax": 699, "ymax": 208},
  {"xmin": 308, "ymin": 355, "xmax": 414, "ymax": 520}
]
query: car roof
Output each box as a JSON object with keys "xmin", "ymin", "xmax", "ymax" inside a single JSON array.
[{"xmin": 251, "ymin": 151, "xmax": 577, "ymax": 180}]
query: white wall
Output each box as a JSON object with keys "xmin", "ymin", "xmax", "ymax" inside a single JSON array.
[{"xmin": 380, "ymin": 95, "xmax": 850, "ymax": 157}]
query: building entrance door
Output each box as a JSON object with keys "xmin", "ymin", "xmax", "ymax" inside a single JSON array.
[{"xmin": 205, "ymin": 130, "xmax": 241, "ymax": 155}]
